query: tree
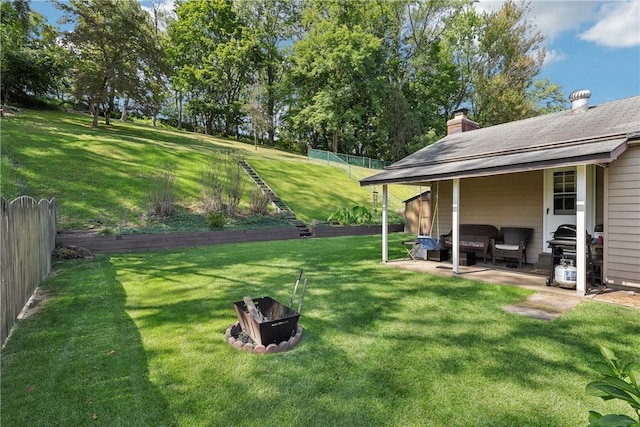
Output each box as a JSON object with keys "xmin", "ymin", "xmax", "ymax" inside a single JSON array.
[
  {"xmin": 460, "ymin": 0, "xmax": 564, "ymax": 126},
  {"xmin": 287, "ymin": 0, "xmax": 385, "ymax": 154},
  {"xmin": 0, "ymin": 0, "xmax": 69, "ymax": 105},
  {"xmin": 385, "ymin": 0, "xmax": 464, "ymax": 157},
  {"xmin": 167, "ymin": 0, "xmax": 256, "ymax": 137},
  {"xmin": 56, "ymin": 0, "xmax": 164, "ymax": 127},
  {"xmin": 235, "ymin": 0, "xmax": 300, "ymax": 146}
]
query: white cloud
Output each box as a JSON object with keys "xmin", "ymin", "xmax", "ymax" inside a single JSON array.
[
  {"xmin": 579, "ymin": 1, "xmax": 640, "ymax": 47},
  {"xmin": 475, "ymin": 1, "xmax": 602, "ymax": 41},
  {"xmin": 526, "ymin": 1, "xmax": 599, "ymax": 42},
  {"xmin": 543, "ymin": 49, "xmax": 567, "ymax": 66}
]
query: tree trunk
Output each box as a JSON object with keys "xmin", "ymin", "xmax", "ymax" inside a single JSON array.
[
  {"xmin": 267, "ymin": 63, "xmax": 276, "ymax": 146},
  {"xmin": 205, "ymin": 117, "xmax": 213, "ymax": 135},
  {"xmin": 176, "ymin": 91, "xmax": 182, "ymax": 130},
  {"xmin": 90, "ymin": 102, "xmax": 99, "ymax": 128},
  {"xmin": 332, "ymin": 130, "xmax": 338, "ymax": 153},
  {"xmin": 121, "ymin": 97, "xmax": 129, "ymax": 121},
  {"xmin": 254, "ymin": 127, "xmax": 258, "ymax": 151}
]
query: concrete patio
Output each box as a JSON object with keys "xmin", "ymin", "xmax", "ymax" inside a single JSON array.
[{"xmin": 383, "ymin": 258, "xmax": 640, "ymax": 310}]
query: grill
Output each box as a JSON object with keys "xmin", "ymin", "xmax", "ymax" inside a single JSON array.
[
  {"xmin": 546, "ymin": 224, "xmax": 596, "ymax": 287},
  {"xmin": 548, "ymin": 224, "xmax": 577, "ymax": 246}
]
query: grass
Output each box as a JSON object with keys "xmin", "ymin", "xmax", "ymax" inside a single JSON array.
[
  {"xmin": 2, "ymin": 235, "xmax": 639, "ymax": 426},
  {"xmin": 0, "ymin": 109, "xmax": 414, "ymax": 231}
]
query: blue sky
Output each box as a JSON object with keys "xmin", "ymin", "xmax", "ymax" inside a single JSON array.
[
  {"xmin": 476, "ymin": 0, "xmax": 640, "ymax": 105},
  {"xmin": 31, "ymin": 0, "xmax": 640, "ymax": 106}
]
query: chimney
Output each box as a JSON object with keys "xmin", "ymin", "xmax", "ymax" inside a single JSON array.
[
  {"xmin": 447, "ymin": 108, "xmax": 479, "ymax": 135},
  {"xmin": 569, "ymin": 89, "xmax": 591, "ymax": 113}
]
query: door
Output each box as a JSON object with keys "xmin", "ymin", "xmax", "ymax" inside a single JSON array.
[{"xmin": 543, "ymin": 167, "xmax": 596, "ymax": 252}]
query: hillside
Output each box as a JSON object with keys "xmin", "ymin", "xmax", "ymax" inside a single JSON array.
[{"xmin": 0, "ymin": 109, "xmax": 415, "ymax": 231}]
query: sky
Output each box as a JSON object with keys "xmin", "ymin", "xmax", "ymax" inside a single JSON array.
[
  {"xmin": 30, "ymin": 0, "xmax": 640, "ymax": 106},
  {"xmin": 475, "ymin": 0, "xmax": 640, "ymax": 105}
]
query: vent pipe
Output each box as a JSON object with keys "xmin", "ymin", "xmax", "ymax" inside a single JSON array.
[{"xmin": 569, "ymin": 89, "xmax": 591, "ymax": 112}]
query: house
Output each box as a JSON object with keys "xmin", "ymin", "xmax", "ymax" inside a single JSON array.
[{"xmin": 361, "ymin": 91, "xmax": 640, "ymax": 296}]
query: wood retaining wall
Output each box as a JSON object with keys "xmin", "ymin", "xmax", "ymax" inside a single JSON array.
[
  {"xmin": 56, "ymin": 228, "xmax": 302, "ymax": 254},
  {"xmin": 55, "ymin": 224, "xmax": 405, "ymax": 253}
]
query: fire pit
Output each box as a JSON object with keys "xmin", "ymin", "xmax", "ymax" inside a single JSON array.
[{"xmin": 226, "ymin": 271, "xmax": 307, "ymax": 354}]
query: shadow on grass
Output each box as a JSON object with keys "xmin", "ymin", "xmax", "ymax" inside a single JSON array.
[
  {"xmin": 7, "ymin": 235, "xmax": 638, "ymax": 426},
  {"xmin": 0, "ymin": 258, "xmax": 176, "ymax": 426}
]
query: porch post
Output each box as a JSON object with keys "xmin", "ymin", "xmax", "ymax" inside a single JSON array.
[
  {"xmin": 576, "ymin": 165, "xmax": 587, "ymax": 296},
  {"xmin": 452, "ymin": 178, "xmax": 460, "ymax": 274},
  {"xmin": 382, "ymin": 184, "xmax": 388, "ymax": 263}
]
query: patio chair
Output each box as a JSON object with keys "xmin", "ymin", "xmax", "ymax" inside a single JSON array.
[{"xmin": 490, "ymin": 227, "xmax": 534, "ymax": 269}]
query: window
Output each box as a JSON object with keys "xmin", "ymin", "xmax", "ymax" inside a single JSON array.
[{"xmin": 553, "ymin": 170, "xmax": 576, "ymax": 215}]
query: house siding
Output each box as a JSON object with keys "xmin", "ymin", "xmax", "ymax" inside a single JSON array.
[
  {"xmin": 435, "ymin": 171, "xmax": 544, "ymax": 263},
  {"xmin": 605, "ymin": 144, "xmax": 640, "ymax": 289}
]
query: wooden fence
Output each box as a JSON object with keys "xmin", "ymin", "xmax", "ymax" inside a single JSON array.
[{"xmin": 1, "ymin": 196, "xmax": 57, "ymax": 346}]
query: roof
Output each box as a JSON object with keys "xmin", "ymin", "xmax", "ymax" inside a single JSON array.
[{"xmin": 361, "ymin": 95, "xmax": 640, "ymax": 186}]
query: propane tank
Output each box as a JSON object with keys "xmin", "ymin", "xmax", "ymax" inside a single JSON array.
[{"xmin": 555, "ymin": 259, "xmax": 577, "ymax": 289}]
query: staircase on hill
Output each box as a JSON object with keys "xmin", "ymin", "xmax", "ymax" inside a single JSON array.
[{"xmin": 239, "ymin": 160, "xmax": 312, "ymax": 237}]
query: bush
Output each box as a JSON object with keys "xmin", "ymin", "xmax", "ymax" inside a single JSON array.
[
  {"xmin": 199, "ymin": 151, "xmax": 247, "ymax": 217},
  {"xmin": 146, "ymin": 162, "xmax": 177, "ymax": 217},
  {"xmin": 207, "ymin": 211, "xmax": 227, "ymax": 229},
  {"xmin": 586, "ymin": 346, "xmax": 640, "ymax": 426},
  {"xmin": 327, "ymin": 206, "xmax": 373, "ymax": 225},
  {"xmin": 249, "ymin": 187, "xmax": 270, "ymax": 215}
]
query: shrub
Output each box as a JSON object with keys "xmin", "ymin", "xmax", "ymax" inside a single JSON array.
[
  {"xmin": 199, "ymin": 151, "xmax": 247, "ymax": 217},
  {"xmin": 224, "ymin": 154, "xmax": 246, "ymax": 217},
  {"xmin": 327, "ymin": 205, "xmax": 373, "ymax": 225},
  {"xmin": 146, "ymin": 162, "xmax": 177, "ymax": 217},
  {"xmin": 586, "ymin": 346, "xmax": 640, "ymax": 426},
  {"xmin": 199, "ymin": 156, "xmax": 224, "ymax": 214},
  {"xmin": 249, "ymin": 187, "xmax": 270, "ymax": 215},
  {"xmin": 207, "ymin": 211, "xmax": 227, "ymax": 229}
]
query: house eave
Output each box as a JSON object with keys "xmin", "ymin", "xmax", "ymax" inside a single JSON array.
[{"xmin": 360, "ymin": 139, "xmax": 628, "ymax": 187}]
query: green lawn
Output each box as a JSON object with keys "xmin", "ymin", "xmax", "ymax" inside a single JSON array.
[
  {"xmin": 0, "ymin": 110, "xmax": 413, "ymax": 230},
  {"xmin": 2, "ymin": 235, "xmax": 638, "ymax": 426}
]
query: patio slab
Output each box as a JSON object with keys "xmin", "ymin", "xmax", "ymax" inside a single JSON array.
[{"xmin": 384, "ymin": 259, "xmax": 640, "ymax": 310}]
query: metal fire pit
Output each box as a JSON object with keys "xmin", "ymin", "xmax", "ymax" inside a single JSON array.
[
  {"xmin": 233, "ymin": 297, "xmax": 300, "ymax": 346},
  {"xmin": 233, "ymin": 271, "xmax": 307, "ymax": 346}
]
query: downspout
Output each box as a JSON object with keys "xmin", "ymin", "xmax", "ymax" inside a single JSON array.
[
  {"xmin": 382, "ymin": 184, "xmax": 388, "ymax": 262},
  {"xmin": 576, "ymin": 165, "xmax": 587, "ymax": 296},
  {"xmin": 452, "ymin": 178, "xmax": 460, "ymax": 273}
]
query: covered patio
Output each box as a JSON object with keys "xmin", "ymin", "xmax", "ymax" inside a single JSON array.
[
  {"xmin": 361, "ymin": 93, "xmax": 640, "ymax": 297},
  {"xmin": 384, "ymin": 257, "xmax": 640, "ymax": 310}
]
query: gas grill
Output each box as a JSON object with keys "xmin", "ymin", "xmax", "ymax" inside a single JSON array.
[{"xmin": 546, "ymin": 224, "xmax": 594, "ymax": 287}]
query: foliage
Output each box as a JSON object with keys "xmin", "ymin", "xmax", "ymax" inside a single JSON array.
[
  {"xmin": 224, "ymin": 154, "xmax": 247, "ymax": 217},
  {"xmin": 198, "ymin": 154, "xmax": 225, "ymax": 214},
  {"xmin": 328, "ymin": 205, "xmax": 373, "ymax": 225},
  {"xmin": 55, "ymin": 0, "xmax": 165, "ymax": 127},
  {"xmin": 10, "ymin": 0, "xmax": 570, "ymax": 162},
  {"xmin": 287, "ymin": 12, "xmax": 384, "ymax": 155},
  {"xmin": 235, "ymin": 0, "xmax": 301, "ymax": 146},
  {"xmin": 206, "ymin": 211, "xmax": 227, "ymax": 229},
  {"xmin": 249, "ymin": 186, "xmax": 270, "ymax": 215},
  {"xmin": 198, "ymin": 150, "xmax": 247, "ymax": 217},
  {"xmin": 145, "ymin": 162, "xmax": 177, "ymax": 217},
  {"xmin": 586, "ymin": 346, "xmax": 640, "ymax": 426},
  {"xmin": 167, "ymin": 0, "xmax": 255, "ymax": 137},
  {"xmin": 447, "ymin": 0, "xmax": 565, "ymax": 127},
  {"xmin": 0, "ymin": 0, "xmax": 69, "ymax": 105}
]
